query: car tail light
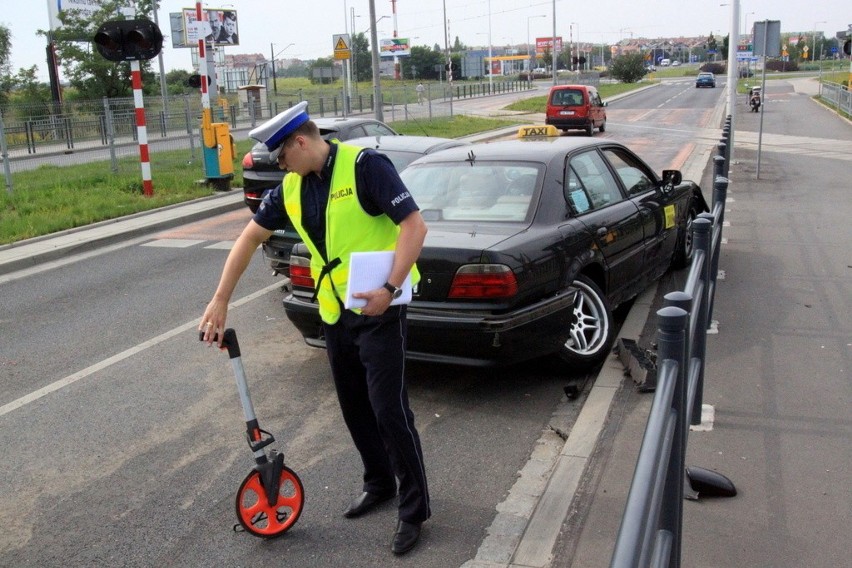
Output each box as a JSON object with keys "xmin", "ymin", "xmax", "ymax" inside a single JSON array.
[
  {"xmin": 241, "ymin": 152, "xmax": 254, "ymax": 169},
  {"xmin": 448, "ymin": 264, "xmax": 518, "ymax": 299},
  {"xmin": 289, "ymin": 256, "xmax": 315, "ymax": 289}
]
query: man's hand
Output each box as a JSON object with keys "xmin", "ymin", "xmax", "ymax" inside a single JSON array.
[{"xmin": 352, "ymin": 287, "xmax": 394, "ymax": 316}]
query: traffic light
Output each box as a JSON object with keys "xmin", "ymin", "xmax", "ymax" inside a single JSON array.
[
  {"xmin": 188, "ymin": 74, "xmax": 211, "ymax": 88},
  {"xmin": 844, "ymin": 38, "xmax": 851, "ymax": 56},
  {"xmin": 93, "ymin": 19, "xmax": 163, "ymax": 62}
]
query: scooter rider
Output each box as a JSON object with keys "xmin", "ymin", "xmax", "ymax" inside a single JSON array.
[{"xmin": 748, "ymin": 87, "xmax": 761, "ymax": 112}]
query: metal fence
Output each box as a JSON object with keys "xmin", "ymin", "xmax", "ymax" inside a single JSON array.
[
  {"xmin": 0, "ymin": 79, "xmax": 534, "ymax": 191},
  {"xmin": 819, "ymin": 81, "xmax": 852, "ymax": 117},
  {"xmin": 610, "ymin": 117, "xmax": 734, "ymax": 568}
]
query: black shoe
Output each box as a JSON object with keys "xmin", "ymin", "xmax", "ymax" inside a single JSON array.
[
  {"xmin": 391, "ymin": 520, "xmax": 422, "ymax": 555},
  {"xmin": 343, "ymin": 491, "xmax": 395, "ymax": 519}
]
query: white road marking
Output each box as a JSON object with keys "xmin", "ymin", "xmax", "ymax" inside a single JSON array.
[
  {"xmin": 0, "ymin": 282, "xmax": 283, "ymax": 418},
  {"xmin": 141, "ymin": 239, "xmax": 206, "ymax": 248},
  {"xmin": 204, "ymin": 241, "xmax": 237, "ymax": 250}
]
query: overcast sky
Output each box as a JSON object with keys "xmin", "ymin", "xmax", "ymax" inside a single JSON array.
[{"xmin": 3, "ymin": 0, "xmax": 847, "ymax": 82}]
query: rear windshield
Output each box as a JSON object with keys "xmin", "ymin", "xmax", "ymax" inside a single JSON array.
[
  {"xmin": 550, "ymin": 89, "xmax": 584, "ymax": 106},
  {"xmin": 400, "ymin": 162, "xmax": 542, "ymax": 222}
]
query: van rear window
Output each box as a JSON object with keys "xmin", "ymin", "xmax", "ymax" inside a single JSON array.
[{"xmin": 551, "ymin": 89, "xmax": 584, "ymax": 106}]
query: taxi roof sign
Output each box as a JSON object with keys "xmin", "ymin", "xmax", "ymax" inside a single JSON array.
[{"xmin": 518, "ymin": 125, "xmax": 559, "ymax": 138}]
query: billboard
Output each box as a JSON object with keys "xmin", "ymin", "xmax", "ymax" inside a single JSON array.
[
  {"xmin": 535, "ymin": 37, "xmax": 563, "ymax": 55},
  {"xmin": 47, "ymin": 0, "xmax": 137, "ymax": 30},
  {"xmin": 380, "ymin": 38, "xmax": 411, "ymax": 57},
  {"xmin": 171, "ymin": 7, "xmax": 240, "ymax": 48}
]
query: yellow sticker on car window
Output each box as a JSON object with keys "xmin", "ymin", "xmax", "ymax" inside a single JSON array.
[{"xmin": 664, "ymin": 205, "xmax": 676, "ymax": 229}]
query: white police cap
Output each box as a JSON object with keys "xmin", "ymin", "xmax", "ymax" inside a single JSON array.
[{"xmin": 249, "ymin": 100, "xmax": 310, "ymax": 154}]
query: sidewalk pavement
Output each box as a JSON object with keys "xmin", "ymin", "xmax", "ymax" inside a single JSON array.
[
  {"xmin": 2, "ymin": 78, "xmax": 848, "ymax": 567},
  {"xmin": 545, "ymin": 77, "xmax": 851, "ymax": 567}
]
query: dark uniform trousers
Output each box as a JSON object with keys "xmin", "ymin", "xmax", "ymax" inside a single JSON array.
[{"xmin": 323, "ymin": 305, "xmax": 431, "ymax": 524}]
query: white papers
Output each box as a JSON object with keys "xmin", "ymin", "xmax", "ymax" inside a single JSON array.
[{"xmin": 344, "ymin": 251, "xmax": 412, "ymax": 309}]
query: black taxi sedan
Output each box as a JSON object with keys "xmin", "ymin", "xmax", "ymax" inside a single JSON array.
[{"xmin": 282, "ymin": 138, "xmax": 707, "ymax": 368}]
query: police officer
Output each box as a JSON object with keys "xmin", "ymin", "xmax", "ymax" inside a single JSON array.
[{"xmin": 199, "ymin": 102, "xmax": 430, "ymax": 555}]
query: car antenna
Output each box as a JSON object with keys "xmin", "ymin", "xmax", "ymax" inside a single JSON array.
[{"xmin": 465, "ymin": 150, "xmax": 476, "ymax": 165}]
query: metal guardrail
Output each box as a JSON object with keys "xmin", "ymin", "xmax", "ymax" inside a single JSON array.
[
  {"xmin": 610, "ymin": 116, "xmax": 735, "ymax": 568},
  {"xmin": 819, "ymin": 82, "xmax": 851, "ymax": 117}
]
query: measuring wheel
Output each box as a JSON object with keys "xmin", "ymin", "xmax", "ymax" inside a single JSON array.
[{"xmin": 235, "ymin": 462, "xmax": 305, "ymax": 538}]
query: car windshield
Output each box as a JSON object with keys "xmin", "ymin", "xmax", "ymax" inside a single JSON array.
[
  {"xmin": 378, "ymin": 150, "xmax": 429, "ymax": 172},
  {"xmin": 401, "ymin": 162, "xmax": 542, "ymax": 222}
]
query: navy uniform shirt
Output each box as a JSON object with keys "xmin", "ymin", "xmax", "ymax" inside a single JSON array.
[{"xmin": 253, "ymin": 143, "xmax": 419, "ymax": 259}]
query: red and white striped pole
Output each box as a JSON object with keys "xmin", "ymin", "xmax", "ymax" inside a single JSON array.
[
  {"xmin": 131, "ymin": 59, "xmax": 153, "ymax": 197},
  {"xmin": 197, "ymin": 2, "xmax": 210, "ymax": 112}
]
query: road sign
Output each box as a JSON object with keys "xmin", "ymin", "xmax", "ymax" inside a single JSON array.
[{"xmin": 333, "ymin": 34, "xmax": 351, "ymax": 60}]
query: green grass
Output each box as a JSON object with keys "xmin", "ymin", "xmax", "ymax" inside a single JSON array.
[
  {"xmin": 0, "ymin": 115, "xmax": 523, "ymax": 245},
  {"xmin": 392, "ymin": 114, "xmax": 524, "ymax": 137}
]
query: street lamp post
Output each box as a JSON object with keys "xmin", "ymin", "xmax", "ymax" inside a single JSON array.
[
  {"xmin": 527, "ymin": 14, "xmax": 545, "ymax": 83},
  {"xmin": 269, "ymin": 42, "xmax": 294, "ymax": 95},
  {"xmin": 744, "ymin": 11, "xmax": 755, "ymax": 37},
  {"xmin": 571, "ymin": 22, "xmax": 579, "ymax": 71},
  {"xmin": 487, "ymin": 0, "xmax": 493, "ymax": 92},
  {"xmin": 812, "ymin": 21, "xmax": 827, "ymax": 62}
]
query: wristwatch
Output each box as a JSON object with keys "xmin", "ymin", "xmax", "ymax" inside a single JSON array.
[{"xmin": 383, "ymin": 282, "xmax": 403, "ymax": 300}]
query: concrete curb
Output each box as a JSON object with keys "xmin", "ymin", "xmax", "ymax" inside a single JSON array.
[{"xmin": 0, "ymin": 191, "xmax": 244, "ymax": 276}]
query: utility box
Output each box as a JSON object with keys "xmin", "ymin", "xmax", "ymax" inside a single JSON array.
[
  {"xmin": 200, "ymin": 110, "xmax": 235, "ymax": 191},
  {"xmin": 238, "ymin": 85, "xmax": 266, "ymax": 119},
  {"xmin": 212, "ymin": 122, "xmax": 235, "ymax": 176}
]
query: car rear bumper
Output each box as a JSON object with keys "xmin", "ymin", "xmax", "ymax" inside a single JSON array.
[
  {"xmin": 283, "ymin": 287, "xmax": 578, "ymax": 367},
  {"xmin": 261, "ymin": 232, "xmax": 300, "ymax": 274},
  {"xmin": 242, "ymin": 173, "xmax": 282, "ymax": 211},
  {"xmin": 545, "ymin": 116, "xmax": 592, "ymax": 130}
]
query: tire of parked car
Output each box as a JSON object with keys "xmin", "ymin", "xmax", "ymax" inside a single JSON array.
[
  {"xmin": 559, "ymin": 275, "xmax": 615, "ymax": 367},
  {"xmin": 671, "ymin": 206, "xmax": 699, "ymax": 269}
]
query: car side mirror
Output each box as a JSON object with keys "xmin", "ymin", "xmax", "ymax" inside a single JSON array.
[{"xmin": 660, "ymin": 170, "xmax": 682, "ymax": 193}]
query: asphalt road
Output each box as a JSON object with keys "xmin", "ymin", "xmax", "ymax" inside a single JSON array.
[{"xmin": 0, "ymin": 80, "xmax": 727, "ymax": 567}]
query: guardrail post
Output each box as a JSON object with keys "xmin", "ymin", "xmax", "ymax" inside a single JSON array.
[
  {"xmin": 716, "ymin": 141, "xmax": 727, "ymax": 176},
  {"xmin": 712, "ymin": 155, "xmax": 725, "ymax": 179},
  {"xmin": 705, "ymin": 176, "xmax": 727, "ymax": 324},
  {"xmin": 25, "ymin": 121, "xmax": 35, "ymax": 154},
  {"xmin": 103, "ymin": 97, "xmax": 117, "ymax": 173},
  {"xmin": 689, "ymin": 217, "xmax": 712, "ymax": 425},
  {"xmin": 0, "ymin": 110, "xmax": 12, "ymax": 194},
  {"xmin": 183, "ymin": 95, "xmax": 196, "ymax": 162},
  {"xmin": 657, "ymin": 305, "xmax": 689, "ymax": 568}
]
